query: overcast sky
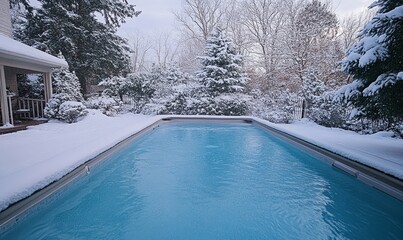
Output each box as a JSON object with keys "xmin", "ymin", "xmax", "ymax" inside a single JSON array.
[{"xmin": 119, "ymin": 0, "xmax": 374, "ymax": 38}]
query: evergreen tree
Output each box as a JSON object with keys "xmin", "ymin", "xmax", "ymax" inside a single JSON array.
[
  {"xmin": 302, "ymin": 69, "xmax": 327, "ymax": 113},
  {"xmin": 44, "ymin": 68, "xmax": 87, "ymax": 123},
  {"xmin": 196, "ymin": 27, "xmax": 249, "ymax": 116},
  {"xmin": 338, "ymin": 0, "xmax": 403, "ymax": 125},
  {"xmin": 17, "ymin": 74, "xmax": 44, "ymax": 99},
  {"xmin": 197, "ymin": 27, "xmax": 248, "ymax": 96},
  {"xmin": 52, "ymin": 68, "xmax": 84, "ymax": 102},
  {"xmin": 18, "ymin": 0, "xmax": 140, "ymax": 95}
]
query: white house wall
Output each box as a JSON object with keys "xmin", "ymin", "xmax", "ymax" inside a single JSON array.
[{"xmin": 0, "ymin": 0, "xmax": 12, "ymax": 37}]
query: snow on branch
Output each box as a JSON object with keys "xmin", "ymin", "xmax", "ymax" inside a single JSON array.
[{"xmin": 363, "ymin": 72, "xmax": 403, "ymax": 96}]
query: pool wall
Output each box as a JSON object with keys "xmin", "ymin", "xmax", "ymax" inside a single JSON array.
[{"xmin": 0, "ymin": 116, "xmax": 402, "ymax": 230}]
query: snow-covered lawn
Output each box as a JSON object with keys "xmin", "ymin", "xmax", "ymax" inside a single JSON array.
[
  {"xmin": 0, "ymin": 112, "xmax": 402, "ymax": 212},
  {"xmin": 264, "ymin": 119, "xmax": 403, "ymax": 179}
]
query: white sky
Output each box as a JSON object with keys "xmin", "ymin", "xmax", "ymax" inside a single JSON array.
[{"xmin": 119, "ymin": 0, "xmax": 374, "ymax": 37}]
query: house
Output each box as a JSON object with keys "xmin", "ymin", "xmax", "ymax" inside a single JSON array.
[{"xmin": 0, "ymin": 0, "xmax": 68, "ymax": 127}]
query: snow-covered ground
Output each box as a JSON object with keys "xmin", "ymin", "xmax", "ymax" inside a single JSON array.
[
  {"xmin": 0, "ymin": 112, "xmax": 402, "ymax": 212},
  {"xmin": 261, "ymin": 118, "xmax": 403, "ymax": 179}
]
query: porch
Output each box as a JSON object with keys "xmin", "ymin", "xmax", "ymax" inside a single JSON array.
[
  {"xmin": 0, "ymin": 65, "xmax": 52, "ymax": 127},
  {"xmin": 1, "ymin": 95, "xmax": 47, "ymax": 125},
  {"xmin": 0, "ymin": 34, "xmax": 68, "ymax": 127}
]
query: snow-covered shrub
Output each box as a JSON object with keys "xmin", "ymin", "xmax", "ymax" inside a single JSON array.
[
  {"xmin": 85, "ymin": 96, "xmax": 122, "ymax": 116},
  {"xmin": 44, "ymin": 93, "xmax": 70, "ymax": 119},
  {"xmin": 44, "ymin": 93, "xmax": 88, "ymax": 123},
  {"xmin": 100, "ymin": 73, "xmax": 155, "ymax": 113},
  {"xmin": 249, "ymin": 89, "xmax": 300, "ymax": 123},
  {"xmin": 308, "ymin": 91, "xmax": 348, "ymax": 128},
  {"xmin": 58, "ymin": 101, "xmax": 88, "ymax": 123},
  {"xmin": 142, "ymin": 65, "xmax": 200, "ymax": 115},
  {"xmin": 301, "ymin": 70, "xmax": 349, "ymax": 127},
  {"xmin": 190, "ymin": 94, "xmax": 249, "ymax": 116},
  {"xmin": 44, "ymin": 68, "xmax": 87, "ymax": 123},
  {"xmin": 301, "ymin": 70, "xmax": 327, "ymax": 117},
  {"xmin": 100, "ymin": 73, "xmax": 155, "ymax": 101}
]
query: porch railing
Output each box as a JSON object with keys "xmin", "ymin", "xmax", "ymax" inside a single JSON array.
[{"xmin": 16, "ymin": 97, "xmax": 47, "ymax": 119}]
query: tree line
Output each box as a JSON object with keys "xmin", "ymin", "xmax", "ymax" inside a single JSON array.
[{"xmin": 9, "ymin": 0, "xmax": 403, "ymax": 136}]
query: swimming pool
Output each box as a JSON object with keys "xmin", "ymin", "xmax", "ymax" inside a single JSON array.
[{"xmin": 1, "ymin": 121, "xmax": 402, "ymax": 239}]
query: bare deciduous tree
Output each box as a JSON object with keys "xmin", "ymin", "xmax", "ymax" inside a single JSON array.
[
  {"xmin": 174, "ymin": 0, "xmax": 227, "ymax": 42},
  {"xmin": 129, "ymin": 34, "xmax": 152, "ymax": 72},
  {"xmin": 339, "ymin": 10, "xmax": 374, "ymax": 50},
  {"xmin": 152, "ymin": 32, "xmax": 181, "ymax": 68},
  {"xmin": 240, "ymin": 0, "xmax": 287, "ymax": 82}
]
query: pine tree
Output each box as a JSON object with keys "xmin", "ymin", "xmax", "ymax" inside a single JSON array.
[
  {"xmin": 338, "ymin": 0, "xmax": 403, "ymax": 125},
  {"xmin": 197, "ymin": 27, "xmax": 248, "ymax": 96},
  {"xmin": 302, "ymin": 70, "xmax": 327, "ymax": 112},
  {"xmin": 196, "ymin": 27, "xmax": 249, "ymax": 115},
  {"xmin": 44, "ymin": 68, "xmax": 87, "ymax": 123},
  {"xmin": 52, "ymin": 68, "xmax": 84, "ymax": 102},
  {"xmin": 18, "ymin": 0, "xmax": 140, "ymax": 95}
]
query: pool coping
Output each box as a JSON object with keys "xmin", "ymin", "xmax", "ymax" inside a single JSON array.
[{"xmin": 1, "ymin": 116, "xmax": 402, "ymax": 230}]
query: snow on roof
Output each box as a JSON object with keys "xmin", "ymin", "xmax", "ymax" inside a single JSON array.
[{"xmin": 0, "ymin": 33, "xmax": 68, "ymax": 69}]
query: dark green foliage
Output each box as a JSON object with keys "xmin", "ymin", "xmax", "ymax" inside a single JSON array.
[
  {"xmin": 17, "ymin": 0, "xmax": 140, "ymax": 95},
  {"xmin": 339, "ymin": 0, "xmax": 403, "ymax": 125},
  {"xmin": 17, "ymin": 74, "xmax": 44, "ymax": 99},
  {"xmin": 100, "ymin": 73, "xmax": 155, "ymax": 101}
]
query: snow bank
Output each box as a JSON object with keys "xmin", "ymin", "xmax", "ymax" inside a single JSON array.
[
  {"xmin": 253, "ymin": 118, "xmax": 403, "ymax": 179},
  {"xmin": 0, "ymin": 110, "xmax": 159, "ymax": 211}
]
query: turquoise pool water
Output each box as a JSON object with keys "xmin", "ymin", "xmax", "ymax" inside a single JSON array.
[{"xmin": 1, "ymin": 122, "xmax": 402, "ymax": 239}]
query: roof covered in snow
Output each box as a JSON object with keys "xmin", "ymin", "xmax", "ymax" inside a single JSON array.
[{"xmin": 0, "ymin": 33, "xmax": 68, "ymax": 71}]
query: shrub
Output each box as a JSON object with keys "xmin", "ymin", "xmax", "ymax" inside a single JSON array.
[
  {"xmin": 58, "ymin": 101, "xmax": 88, "ymax": 123},
  {"xmin": 85, "ymin": 96, "xmax": 122, "ymax": 116},
  {"xmin": 44, "ymin": 93, "xmax": 88, "ymax": 123}
]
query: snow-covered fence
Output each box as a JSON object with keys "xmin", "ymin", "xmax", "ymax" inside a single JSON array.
[
  {"xmin": 292, "ymin": 97, "xmax": 304, "ymax": 120},
  {"xmin": 16, "ymin": 98, "xmax": 46, "ymax": 119}
]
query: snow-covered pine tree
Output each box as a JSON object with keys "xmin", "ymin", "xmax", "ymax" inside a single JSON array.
[
  {"xmin": 300, "ymin": 69, "xmax": 350, "ymax": 127},
  {"xmin": 18, "ymin": 0, "xmax": 140, "ymax": 95},
  {"xmin": 196, "ymin": 27, "xmax": 249, "ymax": 116},
  {"xmin": 338, "ymin": 0, "xmax": 403, "ymax": 126},
  {"xmin": 302, "ymin": 70, "xmax": 327, "ymax": 114},
  {"xmin": 52, "ymin": 68, "xmax": 84, "ymax": 102},
  {"xmin": 197, "ymin": 27, "xmax": 248, "ymax": 95},
  {"xmin": 44, "ymin": 68, "xmax": 87, "ymax": 123}
]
